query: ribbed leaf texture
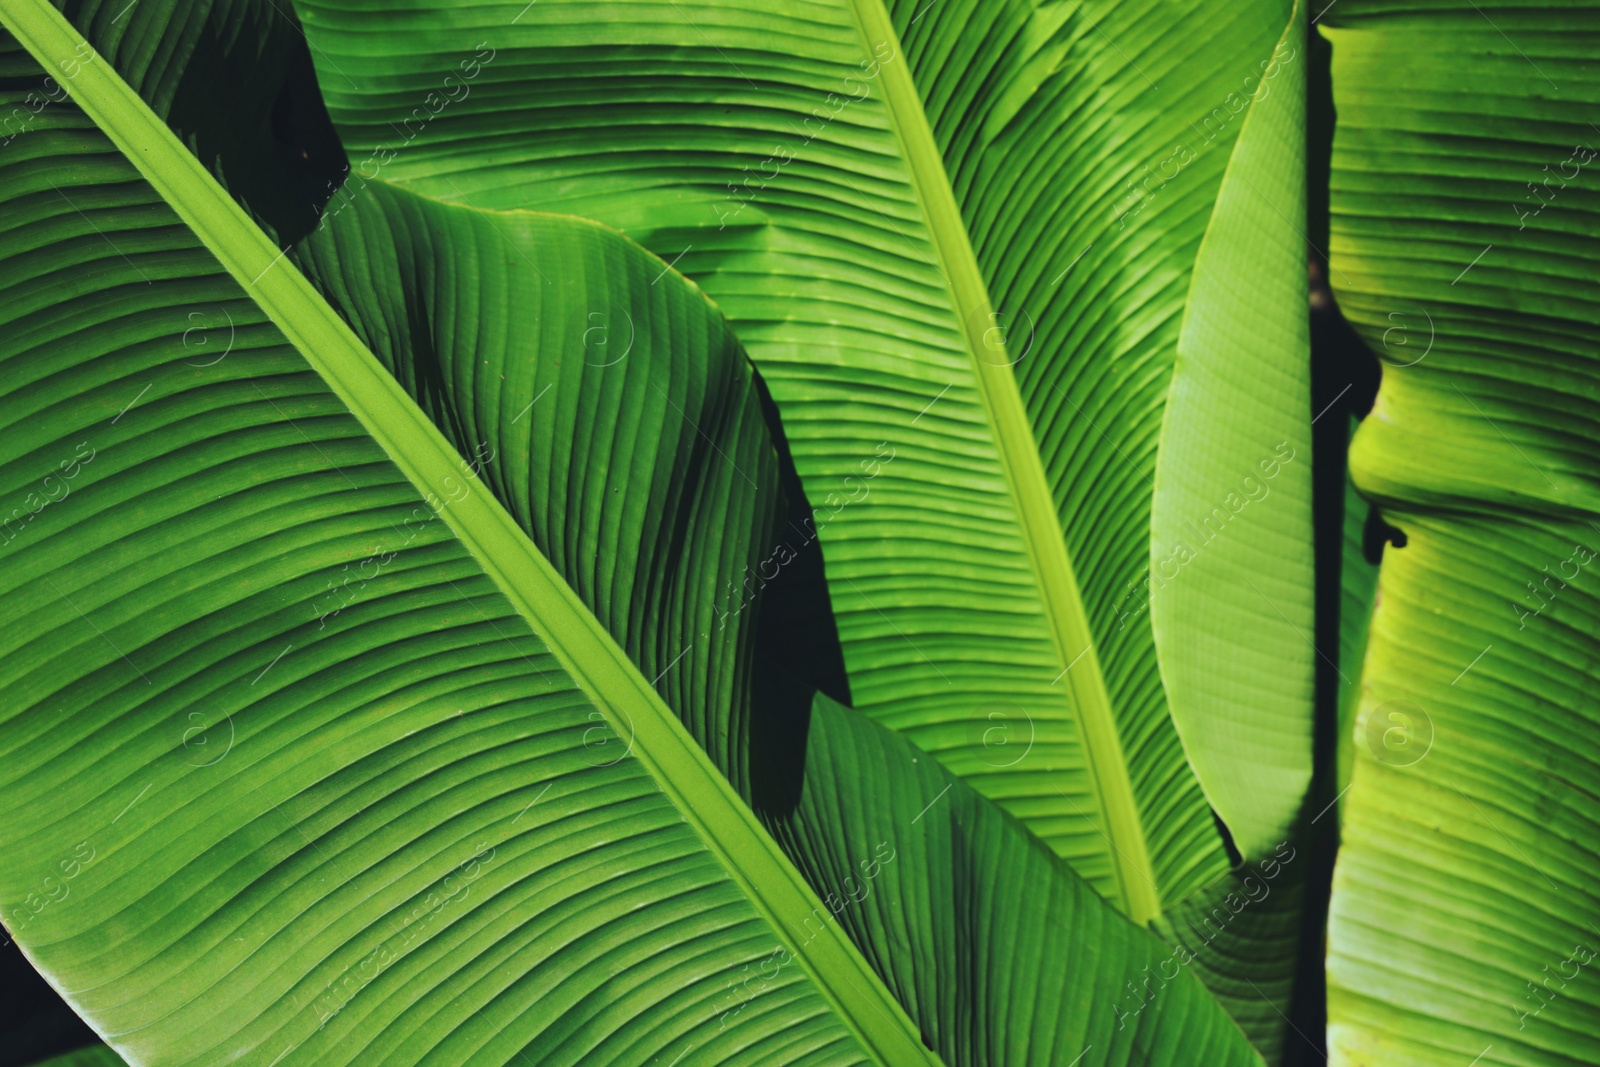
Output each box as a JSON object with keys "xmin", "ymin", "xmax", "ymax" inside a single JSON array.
[
  {"xmin": 1323, "ymin": 1, "xmax": 1600, "ymax": 1063},
  {"xmin": 291, "ymin": 163, "xmax": 1271, "ymax": 1067},
  {"xmin": 0, "ymin": 45, "xmax": 891, "ymax": 1067},
  {"xmin": 286, "ymin": 0, "xmax": 1318, "ymax": 936},
  {"xmin": 0, "ymin": 4, "xmax": 1273, "ymax": 1065},
  {"xmin": 281, "ymin": 0, "xmax": 1324, "ymax": 1048}
]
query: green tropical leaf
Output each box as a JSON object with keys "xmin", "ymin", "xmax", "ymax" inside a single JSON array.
[
  {"xmin": 288, "ymin": 172, "xmax": 1269, "ymax": 1065},
  {"xmin": 0, "ymin": 5, "xmax": 922, "ymax": 1061},
  {"xmin": 0, "ymin": 2, "xmax": 1270, "ymax": 1064},
  {"xmin": 1336, "ymin": 415, "xmax": 1379, "ymax": 811},
  {"xmin": 1149, "ymin": 0, "xmax": 1314, "ymax": 860},
  {"xmin": 1322, "ymin": 1, "xmax": 1600, "ymax": 1063},
  {"xmin": 1149, "ymin": 841, "xmax": 1306, "ymax": 1059},
  {"xmin": 30, "ymin": 1050, "xmax": 127, "ymax": 1067},
  {"xmin": 287, "ymin": 0, "xmax": 1315, "ymax": 932}
]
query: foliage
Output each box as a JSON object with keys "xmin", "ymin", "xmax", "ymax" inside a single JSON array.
[{"xmin": 0, "ymin": 0, "xmax": 1592, "ymax": 1065}]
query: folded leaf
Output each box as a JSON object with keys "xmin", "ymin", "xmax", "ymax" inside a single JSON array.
[{"xmin": 1322, "ymin": 1, "xmax": 1600, "ymax": 1063}]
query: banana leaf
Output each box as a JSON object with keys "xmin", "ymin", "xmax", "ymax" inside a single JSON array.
[
  {"xmin": 284, "ymin": 0, "xmax": 1318, "ymax": 921},
  {"xmin": 0, "ymin": 2, "xmax": 1268, "ymax": 1064},
  {"xmin": 277, "ymin": 0, "xmax": 1323, "ymax": 1054},
  {"xmin": 1322, "ymin": 1, "xmax": 1600, "ymax": 1063}
]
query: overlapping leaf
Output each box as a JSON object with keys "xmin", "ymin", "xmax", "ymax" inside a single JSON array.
[
  {"xmin": 112, "ymin": 0, "xmax": 1318, "ymax": 1052},
  {"xmin": 0, "ymin": 3, "xmax": 1272, "ymax": 1064},
  {"xmin": 287, "ymin": 0, "xmax": 1315, "ymax": 941},
  {"xmin": 1322, "ymin": 1, "xmax": 1600, "ymax": 1063},
  {"xmin": 0, "ymin": 14, "xmax": 916, "ymax": 1062},
  {"xmin": 290, "ymin": 145, "xmax": 1270, "ymax": 1067}
]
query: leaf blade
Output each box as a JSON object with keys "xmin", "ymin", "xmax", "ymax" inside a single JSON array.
[
  {"xmin": 843, "ymin": 0, "xmax": 1157, "ymax": 920},
  {"xmin": 0, "ymin": 5, "xmax": 932, "ymax": 1061}
]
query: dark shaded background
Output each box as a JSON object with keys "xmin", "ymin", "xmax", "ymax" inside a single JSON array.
[{"xmin": 1281, "ymin": 16, "xmax": 1385, "ymax": 1067}]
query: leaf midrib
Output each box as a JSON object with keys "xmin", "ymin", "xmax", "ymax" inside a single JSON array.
[
  {"xmin": 843, "ymin": 0, "xmax": 1160, "ymax": 923},
  {"xmin": 0, "ymin": 4, "xmax": 937, "ymax": 1063}
]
